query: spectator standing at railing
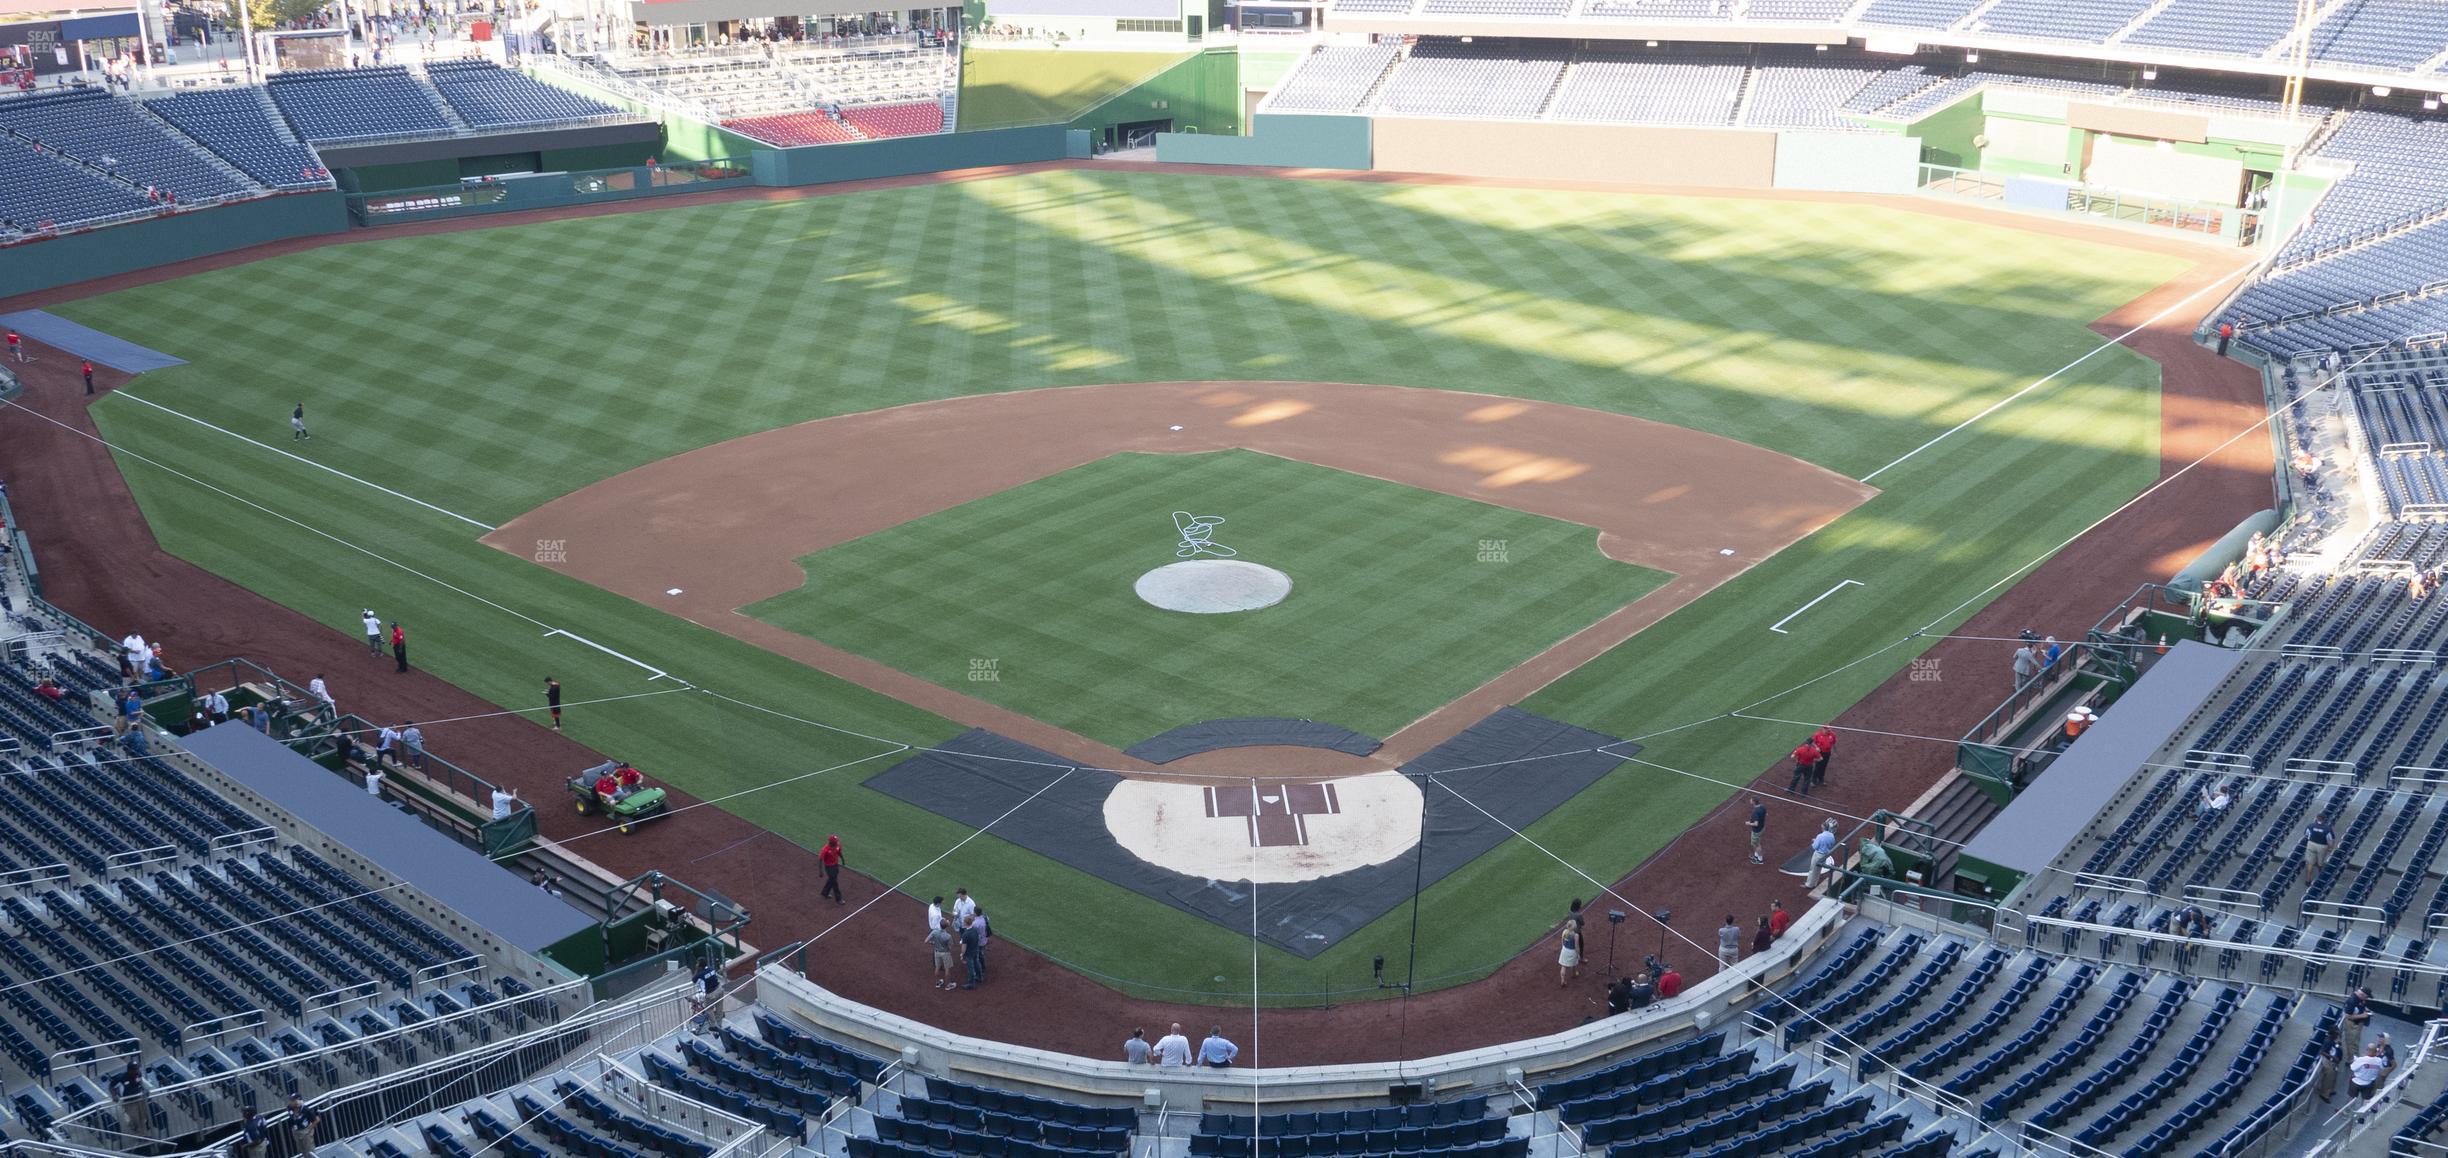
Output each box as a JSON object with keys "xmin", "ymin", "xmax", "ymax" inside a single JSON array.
[
  {"xmin": 1153, "ymin": 1023, "xmax": 1191, "ymax": 1066},
  {"xmin": 1752, "ymin": 915, "xmax": 1773, "ymax": 957},
  {"xmin": 401, "ymin": 721, "xmax": 425, "ymax": 770},
  {"xmin": 2012, "ymin": 642, "xmax": 2040, "ymax": 692},
  {"xmin": 115, "ymin": 688, "xmax": 141, "ymax": 739},
  {"xmin": 1769, "ymin": 899, "xmax": 1791, "ymax": 940},
  {"xmin": 2351, "ymin": 1045, "xmax": 2388, "ymax": 1100},
  {"xmin": 308, "ymin": 674, "xmax": 334, "ymax": 715},
  {"xmin": 1716, "ymin": 916, "xmax": 1741, "ymax": 967},
  {"xmin": 204, "ymin": 688, "xmax": 229, "ymax": 725}
]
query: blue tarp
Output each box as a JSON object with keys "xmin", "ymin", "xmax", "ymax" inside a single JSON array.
[{"xmin": 0, "ymin": 310, "xmax": 185, "ymax": 373}]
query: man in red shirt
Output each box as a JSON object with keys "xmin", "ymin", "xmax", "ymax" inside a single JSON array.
[
  {"xmin": 1788, "ymin": 739, "xmax": 1820, "ymax": 795},
  {"xmin": 1655, "ymin": 965, "xmax": 1683, "ymax": 999},
  {"xmin": 391, "ymin": 623, "xmax": 408, "ymax": 673},
  {"xmin": 1767, "ymin": 899, "xmax": 1791, "ymax": 940},
  {"xmin": 617, "ymin": 763, "xmax": 644, "ymax": 795},
  {"xmin": 4, "ymin": 330, "xmax": 20, "ymax": 363},
  {"xmin": 81, "ymin": 360, "xmax": 93, "ymax": 395},
  {"xmin": 819, "ymin": 835, "xmax": 845, "ymax": 904},
  {"xmin": 592, "ymin": 769, "xmax": 620, "ymax": 805},
  {"xmin": 1810, "ymin": 726, "xmax": 1838, "ymax": 790}
]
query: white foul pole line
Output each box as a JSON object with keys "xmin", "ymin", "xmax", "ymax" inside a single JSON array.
[{"xmin": 1769, "ymin": 580, "xmax": 1864, "ymax": 635}]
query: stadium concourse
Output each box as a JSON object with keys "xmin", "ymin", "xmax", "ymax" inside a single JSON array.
[{"xmin": 0, "ymin": 157, "xmax": 2268, "ymax": 1074}]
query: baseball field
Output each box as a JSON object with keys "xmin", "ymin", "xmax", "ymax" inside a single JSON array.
[{"xmin": 62, "ymin": 166, "xmax": 2181, "ymax": 1000}]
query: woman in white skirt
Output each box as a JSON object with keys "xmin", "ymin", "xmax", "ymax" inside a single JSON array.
[{"xmin": 1558, "ymin": 924, "xmax": 1582, "ymax": 987}]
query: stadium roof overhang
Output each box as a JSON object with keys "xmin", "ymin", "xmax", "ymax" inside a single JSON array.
[{"xmin": 1318, "ymin": 18, "xmax": 2448, "ymax": 97}]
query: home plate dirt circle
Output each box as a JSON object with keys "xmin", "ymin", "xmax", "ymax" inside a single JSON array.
[
  {"xmin": 1104, "ymin": 771, "xmax": 1424, "ymax": 883},
  {"xmin": 1133, "ymin": 560, "xmax": 1293, "ymax": 614}
]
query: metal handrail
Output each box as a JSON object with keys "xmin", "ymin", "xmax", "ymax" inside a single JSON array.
[
  {"xmin": 178, "ymin": 1009, "xmax": 266, "ymax": 1045},
  {"xmin": 54, "ymin": 975, "xmax": 589, "ymax": 1127}
]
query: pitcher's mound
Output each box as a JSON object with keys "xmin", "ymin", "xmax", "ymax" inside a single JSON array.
[{"xmin": 1135, "ymin": 560, "xmax": 1292, "ymax": 614}]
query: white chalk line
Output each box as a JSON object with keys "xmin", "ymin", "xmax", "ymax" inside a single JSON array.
[
  {"xmin": 1768, "ymin": 579, "xmax": 1863, "ymax": 635},
  {"xmin": 110, "ymin": 390, "xmax": 498, "ymax": 530},
  {"xmin": 1859, "ymin": 261, "xmax": 2256, "ymax": 483}
]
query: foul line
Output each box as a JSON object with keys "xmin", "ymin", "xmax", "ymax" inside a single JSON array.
[
  {"xmin": 543, "ymin": 628, "xmax": 671, "ymax": 682},
  {"xmin": 1768, "ymin": 579, "xmax": 1863, "ymax": 635},
  {"xmin": 109, "ymin": 391, "xmax": 499, "ymax": 530},
  {"xmin": 1859, "ymin": 261, "xmax": 2255, "ymax": 483}
]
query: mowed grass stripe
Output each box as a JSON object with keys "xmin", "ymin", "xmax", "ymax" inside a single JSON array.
[{"xmin": 75, "ymin": 172, "xmax": 2177, "ymax": 999}]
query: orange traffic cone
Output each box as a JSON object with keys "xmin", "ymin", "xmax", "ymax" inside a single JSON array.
[{"xmin": 2157, "ymin": 635, "xmax": 2169, "ymax": 654}]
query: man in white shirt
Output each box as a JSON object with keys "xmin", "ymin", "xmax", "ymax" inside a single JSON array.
[
  {"xmin": 375, "ymin": 723, "xmax": 399, "ymax": 767},
  {"xmin": 203, "ymin": 689, "xmax": 230, "ymax": 725},
  {"xmin": 361, "ymin": 609, "xmax": 382, "ymax": 656},
  {"xmin": 2350, "ymin": 1047, "xmax": 2389, "ymax": 1098},
  {"xmin": 308, "ymin": 675, "xmax": 334, "ymax": 714},
  {"xmin": 925, "ymin": 896, "xmax": 944, "ymax": 938},
  {"xmin": 952, "ymin": 888, "xmax": 977, "ymax": 927},
  {"xmin": 364, "ymin": 766, "xmax": 384, "ymax": 798},
  {"xmin": 490, "ymin": 786, "xmax": 519, "ymax": 821},
  {"xmin": 1153, "ymin": 1023, "xmax": 1192, "ymax": 1067}
]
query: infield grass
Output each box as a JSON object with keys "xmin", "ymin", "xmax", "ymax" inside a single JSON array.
[
  {"xmin": 746, "ymin": 450, "xmax": 1668, "ymax": 746},
  {"xmin": 66, "ymin": 168, "xmax": 2183, "ymax": 1001}
]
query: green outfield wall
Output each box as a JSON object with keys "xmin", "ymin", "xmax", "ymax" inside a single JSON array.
[
  {"xmin": 0, "ymin": 192, "xmax": 350, "ymax": 300},
  {"xmin": 750, "ymin": 124, "xmax": 1069, "ymax": 186}
]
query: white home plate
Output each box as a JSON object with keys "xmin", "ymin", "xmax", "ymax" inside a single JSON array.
[
  {"xmin": 1134, "ymin": 560, "xmax": 1292, "ymax": 614},
  {"xmin": 1104, "ymin": 771, "xmax": 1423, "ymax": 883}
]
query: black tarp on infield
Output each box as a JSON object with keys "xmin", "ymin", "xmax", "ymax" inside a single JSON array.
[
  {"xmin": 1123, "ymin": 717, "xmax": 1384, "ymax": 764},
  {"xmin": 864, "ymin": 707, "xmax": 1632, "ymax": 957}
]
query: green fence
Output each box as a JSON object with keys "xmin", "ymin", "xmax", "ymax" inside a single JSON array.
[{"xmin": 345, "ymin": 158, "xmax": 755, "ymax": 225}]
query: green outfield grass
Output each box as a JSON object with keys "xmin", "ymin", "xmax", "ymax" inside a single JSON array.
[
  {"xmin": 65, "ymin": 168, "xmax": 2182, "ymax": 1001},
  {"xmin": 746, "ymin": 450, "xmax": 1668, "ymax": 746}
]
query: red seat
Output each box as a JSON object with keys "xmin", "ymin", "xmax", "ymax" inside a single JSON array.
[
  {"xmin": 723, "ymin": 112, "xmax": 858, "ymax": 146},
  {"xmin": 840, "ymin": 101, "xmax": 944, "ymax": 139}
]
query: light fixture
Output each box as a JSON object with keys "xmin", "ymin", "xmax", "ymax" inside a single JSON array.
[
  {"xmin": 2142, "ymin": 66, "xmax": 2156, "ymax": 81},
  {"xmin": 1646, "ymin": 39, "xmax": 1658, "ymax": 46},
  {"xmin": 1965, "ymin": 50, "xmax": 1979, "ymax": 63},
  {"xmin": 1814, "ymin": 43, "xmax": 1826, "ymax": 51},
  {"xmin": 2428, "ymin": 96, "xmax": 2442, "ymax": 111},
  {"xmin": 2373, "ymin": 85, "xmax": 2393, "ymax": 96}
]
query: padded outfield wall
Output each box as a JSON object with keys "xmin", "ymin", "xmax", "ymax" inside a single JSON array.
[{"xmin": 0, "ymin": 192, "xmax": 351, "ymax": 300}]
